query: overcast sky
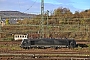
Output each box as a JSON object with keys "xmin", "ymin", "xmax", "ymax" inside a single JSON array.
[{"xmin": 0, "ymin": 0, "xmax": 90, "ymax": 14}]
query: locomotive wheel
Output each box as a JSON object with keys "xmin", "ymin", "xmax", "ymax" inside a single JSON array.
[
  {"xmin": 54, "ymin": 47, "xmax": 58, "ymax": 50},
  {"xmin": 70, "ymin": 42, "xmax": 74, "ymax": 49},
  {"xmin": 42, "ymin": 47, "xmax": 46, "ymax": 49}
]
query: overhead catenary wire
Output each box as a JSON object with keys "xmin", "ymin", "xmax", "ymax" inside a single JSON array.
[
  {"xmin": 17, "ymin": 0, "xmax": 38, "ymax": 20},
  {"xmin": 18, "ymin": 0, "xmax": 21, "ymax": 11},
  {"xmin": 23, "ymin": 0, "xmax": 37, "ymax": 13}
]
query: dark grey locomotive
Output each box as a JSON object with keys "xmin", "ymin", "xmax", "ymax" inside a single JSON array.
[{"xmin": 20, "ymin": 38, "xmax": 76, "ymax": 49}]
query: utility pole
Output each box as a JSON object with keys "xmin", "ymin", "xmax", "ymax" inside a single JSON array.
[
  {"xmin": 47, "ymin": 10, "xmax": 49, "ymax": 26},
  {"xmin": 0, "ymin": 16, "xmax": 1, "ymax": 32},
  {"xmin": 47, "ymin": 10, "xmax": 49, "ymax": 38},
  {"xmin": 0, "ymin": 16, "xmax": 2, "ymax": 39},
  {"xmin": 40, "ymin": 0, "xmax": 44, "ymax": 38}
]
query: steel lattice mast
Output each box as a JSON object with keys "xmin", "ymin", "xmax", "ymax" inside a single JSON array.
[{"xmin": 40, "ymin": 0, "xmax": 44, "ymax": 38}]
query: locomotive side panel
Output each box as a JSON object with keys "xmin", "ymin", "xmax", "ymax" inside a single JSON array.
[
  {"xmin": 30, "ymin": 39, "xmax": 54, "ymax": 48},
  {"xmin": 20, "ymin": 38, "xmax": 76, "ymax": 49},
  {"xmin": 54, "ymin": 39, "xmax": 69, "ymax": 47}
]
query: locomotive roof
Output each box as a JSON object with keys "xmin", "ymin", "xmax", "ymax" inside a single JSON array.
[{"xmin": 25, "ymin": 38, "xmax": 74, "ymax": 41}]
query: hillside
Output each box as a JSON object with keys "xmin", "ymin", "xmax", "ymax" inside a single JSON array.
[
  {"xmin": 0, "ymin": 11, "xmax": 35, "ymax": 18},
  {"xmin": 1, "ymin": 23, "xmax": 90, "ymax": 40},
  {"xmin": 0, "ymin": 8, "xmax": 90, "ymax": 40}
]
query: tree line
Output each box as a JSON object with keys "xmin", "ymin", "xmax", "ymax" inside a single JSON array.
[{"xmin": 17, "ymin": 7, "xmax": 90, "ymax": 25}]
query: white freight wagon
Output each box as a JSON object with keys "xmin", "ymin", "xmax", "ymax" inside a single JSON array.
[{"xmin": 14, "ymin": 34, "xmax": 28, "ymax": 40}]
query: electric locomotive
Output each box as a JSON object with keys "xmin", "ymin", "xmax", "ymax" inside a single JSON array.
[{"xmin": 20, "ymin": 38, "xmax": 76, "ymax": 49}]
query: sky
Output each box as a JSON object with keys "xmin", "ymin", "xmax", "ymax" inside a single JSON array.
[{"xmin": 0, "ymin": 0, "xmax": 90, "ymax": 14}]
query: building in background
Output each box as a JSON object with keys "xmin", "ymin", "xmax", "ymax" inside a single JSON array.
[{"xmin": 0, "ymin": 11, "xmax": 36, "ymax": 24}]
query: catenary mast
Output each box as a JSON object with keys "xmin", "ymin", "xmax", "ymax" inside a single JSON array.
[{"xmin": 40, "ymin": 0, "xmax": 44, "ymax": 38}]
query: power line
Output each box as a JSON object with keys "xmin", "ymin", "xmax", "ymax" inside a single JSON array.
[
  {"xmin": 24, "ymin": 0, "xmax": 37, "ymax": 13},
  {"xmin": 18, "ymin": 0, "xmax": 21, "ymax": 11}
]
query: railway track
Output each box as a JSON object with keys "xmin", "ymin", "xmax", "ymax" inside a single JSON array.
[
  {"xmin": 0, "ymin": 49, "xmax": 90, "ymax": 59},
  {"xmin": 0, "ymin": 40, "xmax": 90, "ymax": 44},
  {"xmin": 0, "ymin": 51, "xmax": 90, "ymax": 55},
  {"xmin": 1, "ymin": 49, "xmax": 89, "ymax": 54},
  {"xmin": 0, "ymin": 53, "xmax": 90, "ymax": 60},
  {"xmin": 0, "ymin": 41, "xmax": 21, "ymax": 45},
  {"xmin": 76, "ymin": 40, "xmax": 90, "ymax": 44},
  {"xmin": 0, "ymin": 57, "xmax": 90, "ymax": 60},
  {"xmin": 0, "ymin": 47, "xmax": 89, "ymax": 53},
  {"xmin": 0, "ymin": 40, "xmax": 90, "ymax": 60}
]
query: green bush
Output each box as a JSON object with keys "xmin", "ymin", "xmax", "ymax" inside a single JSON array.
[
  {"xmin": 3, "ymin": 37, "xmax": 14, "ymax": 41},
  {"xmin": 87, "ymin": 44, "xmax": 90, "ymax": 50}
]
